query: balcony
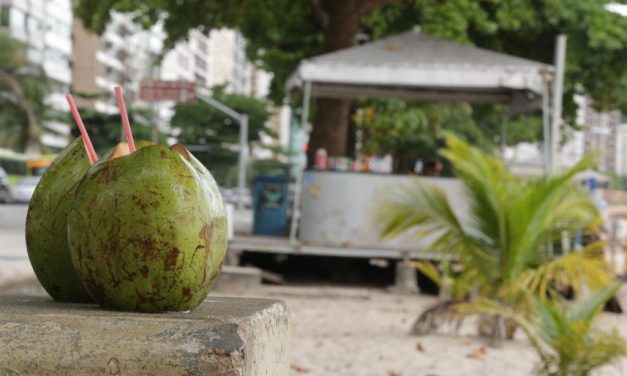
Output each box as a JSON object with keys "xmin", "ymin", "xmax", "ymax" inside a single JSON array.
[{"xmin": 95, "ymin": 51, "xmax": 124, "ymax": 71}]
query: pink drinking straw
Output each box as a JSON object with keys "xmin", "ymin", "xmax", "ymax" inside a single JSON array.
[
  {"xmin": 114, "ymin": 86, "xmax": 136, "ymax": 153},
  {"xmin": 66, "ymin": 95, "xmax": 98, "ymax": 165}
]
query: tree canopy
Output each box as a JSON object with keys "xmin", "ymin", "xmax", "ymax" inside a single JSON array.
[
  {"xmin": 76, "ymin": 0, "xmax": 627, "ymax": 159},
  {"xmin": 77, "ymin": 0, "xmax": 626, "ymax": 112},
  {"xmin": 0, "ymin": 32, "xmax": 50, "ymax": 153},
  {"xmin": 170, "ymin": 88, "xmax": 272, "ymax": 185}
]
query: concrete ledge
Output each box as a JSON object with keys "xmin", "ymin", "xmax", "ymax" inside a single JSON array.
[{"xmin": 0, "ymin": 295, "xmax": 290, "ymax": 375}]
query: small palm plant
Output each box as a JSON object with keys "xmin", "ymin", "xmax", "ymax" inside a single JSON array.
[
  {"xmin": 461, "ymin": 283, "xmax": 626, "ymax": 376},
  {"xmin": 378, "ymin": 135, "xmax": 612, "ymax": 337}
]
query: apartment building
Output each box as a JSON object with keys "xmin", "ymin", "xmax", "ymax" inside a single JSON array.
[
  {"xmin": 72, "ymin": 13, "xmax": 163, "ymax": 113},
  {"xmin": 0, "ymin": 0, "xmax": 73, "ymax": 151},
  {"xmin": 159, "ymin": 30, "xmax": 210, "ymax": 88},
  {"xmin": 617, "ymin": 120, "xmax": 627, "ymax": 175},
  {"xmin": 579, "ymin": 96, "xmax": 624, "ymax": 174},
  {"xmin": 72, "ymin": 17, "xmax": 270, "ymax": 109},
  {"xmin": 161, "ymin": 28, "xmax": 270, "ymax": 98}
]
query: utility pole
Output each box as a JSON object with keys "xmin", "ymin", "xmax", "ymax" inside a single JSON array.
[
  {"xmin": 542, "ymin": 77, "xmax": 552, "ymax": 172},
  {"xmin": 550, "ymin": 35, "xmax": 567, "ymax": 171},
  {"xmin": 196, "ymin": 91, "xmax": 249, "ymax": 209}
]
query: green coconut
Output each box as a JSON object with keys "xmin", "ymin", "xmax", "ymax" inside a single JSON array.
[
  {"xmin": 68, "ymin": 143, "xmax": 227, "ymax": 312},
  {"xmin": 25, "ymin": 137, "xmax": 93, "ymax": 302}
]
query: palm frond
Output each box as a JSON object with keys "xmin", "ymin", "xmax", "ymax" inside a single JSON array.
[
  {"xmin": 456, "ymin": 298, "xmax": 552, "ymax": 361},
  {"xmin": 579, "ymin": 330, "xmax": 627, "ymax": 372},
  {"xmin": 413, "ymin": 261, "xmax": 442, "ymax": 287},
  {"xmin": 440, "ymin": 134, "xmax": 510, "ymax": 253},
  {"xmin": 502, "ymin": 163, "xmax": 601, "ymax": 281},
  {"xmin": 568, "ymin": 281, "xmax": 623, "ymax": 322},
  {"xmin": 459, "ymin": 288, "xmax": 627, "ymax": 375},
  {"xmin": 377, "ymin": 177, "xmax": 466, "ymax": 248},
  {"xmin": 515, "ymin": 245, "xmax": 613, "ymax": 299}
]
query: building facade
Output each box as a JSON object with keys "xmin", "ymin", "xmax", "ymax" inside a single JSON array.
[
  {"xmin": 160, "ymin": 27, "xmax": 271, "ymax": 98},
  {"xmin": 158, "ymin": 30, "xmax": 210, "ymax": 88},
  {"xmin": 579, "ymin": 96, "xmax": 624, "ymax": 174},
  {"xmin": 0, "ymin": 0, "xmax": 73, "ymax": 151},
  {"xmin": 617, "ymin": 120, "xmax": 627, "ymax": 176},
  {"xmin": 72, "ymin": 18, "xmax": 271, "ymax": 113},
  {"xmin": 72, "ymin": 13, "xmax": 163, "ymax": 114}
]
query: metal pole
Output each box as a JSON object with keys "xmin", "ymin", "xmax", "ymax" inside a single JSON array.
[
  {"xmin": 152, "ymin": 102, "xmax": 159, "ymax": 143},
  {"xmin": 195, "ymin": 91, "xmax": 248, "ymax": 208},
  {"xmin": 500, "ymin": 114, "xmax": 507, "ymax": 160},
  {"xmin": 610, "ymin": 218, "xmax": 619, "ymax": 274},
  {"xmin": 542, "ymin": 80, "xmax": 551, "ymax": 172},
  {"xmin": 550, "ymin": 34, "xmax": 567, "ymax": 171},
  {"xmin": 237, "ymin": 115, "xmax": 248, "ymax": 210},
  {"xmin": 197, "ymin": 92, "xmax": 243, "ymax": 120},
  {"xmin": 289, "ymin": 81, "xmax": 311, "ymax": 244}
]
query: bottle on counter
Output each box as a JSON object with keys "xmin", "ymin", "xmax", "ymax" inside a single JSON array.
[
  {"xmin": 351, "ymin": 158, "xmax": 362, "ymax": 172},
  {"xmin": 314, "ymin": 148, "xmax": 327, "ymax": 170},
  {"xmin": 327, "ymin": 156, "xmax": 335, "ymax": 170},
  {"xmin": 335, "ymin": 157, "xmax": 349, "ymax": 171}
]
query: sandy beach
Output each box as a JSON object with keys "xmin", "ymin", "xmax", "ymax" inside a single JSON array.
[{"xmin": 225, "ymin": 285, "xmax": 627, "ymax": 376}]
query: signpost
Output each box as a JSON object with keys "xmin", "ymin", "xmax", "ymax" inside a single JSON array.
[
  {"xmin": 139, "ymin": 79, "xmax": 196, "ymax": 103},
  {"xmin": 549, "ymin": 34, "xmax": 567, "ymax": 171},
  {"xmin": 139, "ymin": 79, "xmax": 197, "ymax": 142}
]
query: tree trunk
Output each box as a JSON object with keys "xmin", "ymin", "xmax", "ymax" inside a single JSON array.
[
  {"xmin": 306, "ymin": 0, "xmax": 399, "ymax": 165},
  {"xmin": 309, "ymin": 97, "xmax": 352, "ymax": 159},
  {"xmin": 307, "ymin": 0, "xmax": 361, "ymax": 165}
]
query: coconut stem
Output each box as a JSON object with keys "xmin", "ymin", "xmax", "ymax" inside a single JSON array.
[
  {"xmin": 114, "ymin": 87, "xmax": 136, "ymax": 153},
  {"xmin": 66, "ymin": 95, "xmax": 98, "ymax": 165}
]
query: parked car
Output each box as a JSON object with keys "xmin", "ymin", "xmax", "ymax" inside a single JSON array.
[
  {"xmin": 0, "ymin": 167, "xmax": 11, "ymax": 203},
  {"xmin": 10, "ymin": 176, "xmax": 40, "ymax": 203}
]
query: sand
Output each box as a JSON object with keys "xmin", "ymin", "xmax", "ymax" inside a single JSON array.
[{"xmin": 232, "ymin": 285, "xmax": 627, "ymax": 376}]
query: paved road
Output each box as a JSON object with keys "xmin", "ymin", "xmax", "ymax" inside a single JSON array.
[
  {"xmin": 0, "ymin": 204, "xmax": 35, "ymax": 288},
  {"xmin": 0, "ymin": 203, "xmax": 252, "ymax": 289},
  {"xmin": 0, "ymin": 204, "xmax": 28, "ymax": 259}
]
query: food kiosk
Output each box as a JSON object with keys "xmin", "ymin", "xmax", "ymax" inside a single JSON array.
[{"xmin": 229, "ymin": 29, "xmax": 555, "ymax": 261}]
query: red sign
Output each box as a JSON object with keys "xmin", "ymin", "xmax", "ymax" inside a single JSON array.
[{"xmin": 139, "ymin": 79, "xmax": 196, "ymax": 103}]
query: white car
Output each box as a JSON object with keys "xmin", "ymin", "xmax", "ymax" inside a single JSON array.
[
  {"xmin": 10, "ymin": 176, "xmax": 41, "ymax": 203},
  {"xmin": 0, "ymin": 167, "xmax": 11, "ymax": 203}
]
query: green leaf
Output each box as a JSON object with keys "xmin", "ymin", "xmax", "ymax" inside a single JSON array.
[{"xmin": 568, "ymin": 281, "xmax": 623, "ymax": 322}]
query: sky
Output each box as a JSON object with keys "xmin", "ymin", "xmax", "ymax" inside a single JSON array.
[{"xmin": 606, "ymin": 3, "xmax": 627, "ymax": 16}]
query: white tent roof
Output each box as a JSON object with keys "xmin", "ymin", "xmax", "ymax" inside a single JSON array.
[{"xmin": 287, "ymin": 29, "xmax": 554, "ymax": 113}]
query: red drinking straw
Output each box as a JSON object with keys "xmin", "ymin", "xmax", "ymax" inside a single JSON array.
[
  {"xmin": 114, "ymin": 86, "xmax": 136, "ymax": 153},
  {"xmin": 66, "ymin": 95, "xmax": 98, "ymax": 165}
]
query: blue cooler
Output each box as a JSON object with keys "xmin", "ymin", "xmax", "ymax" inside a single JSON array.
[{"xmin": 252, "ymin": 175, "xmax": 288, "ymax": 235}]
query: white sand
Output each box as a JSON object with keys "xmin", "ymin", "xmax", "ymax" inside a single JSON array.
[{"xmin": 230, "ymin": 286, "xmax": 627, "ymax": 376}]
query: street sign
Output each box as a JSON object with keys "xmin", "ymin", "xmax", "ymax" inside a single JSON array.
[{"xmin": 139, "ymin": 79, "xmax": 196, "ymax": 103}]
